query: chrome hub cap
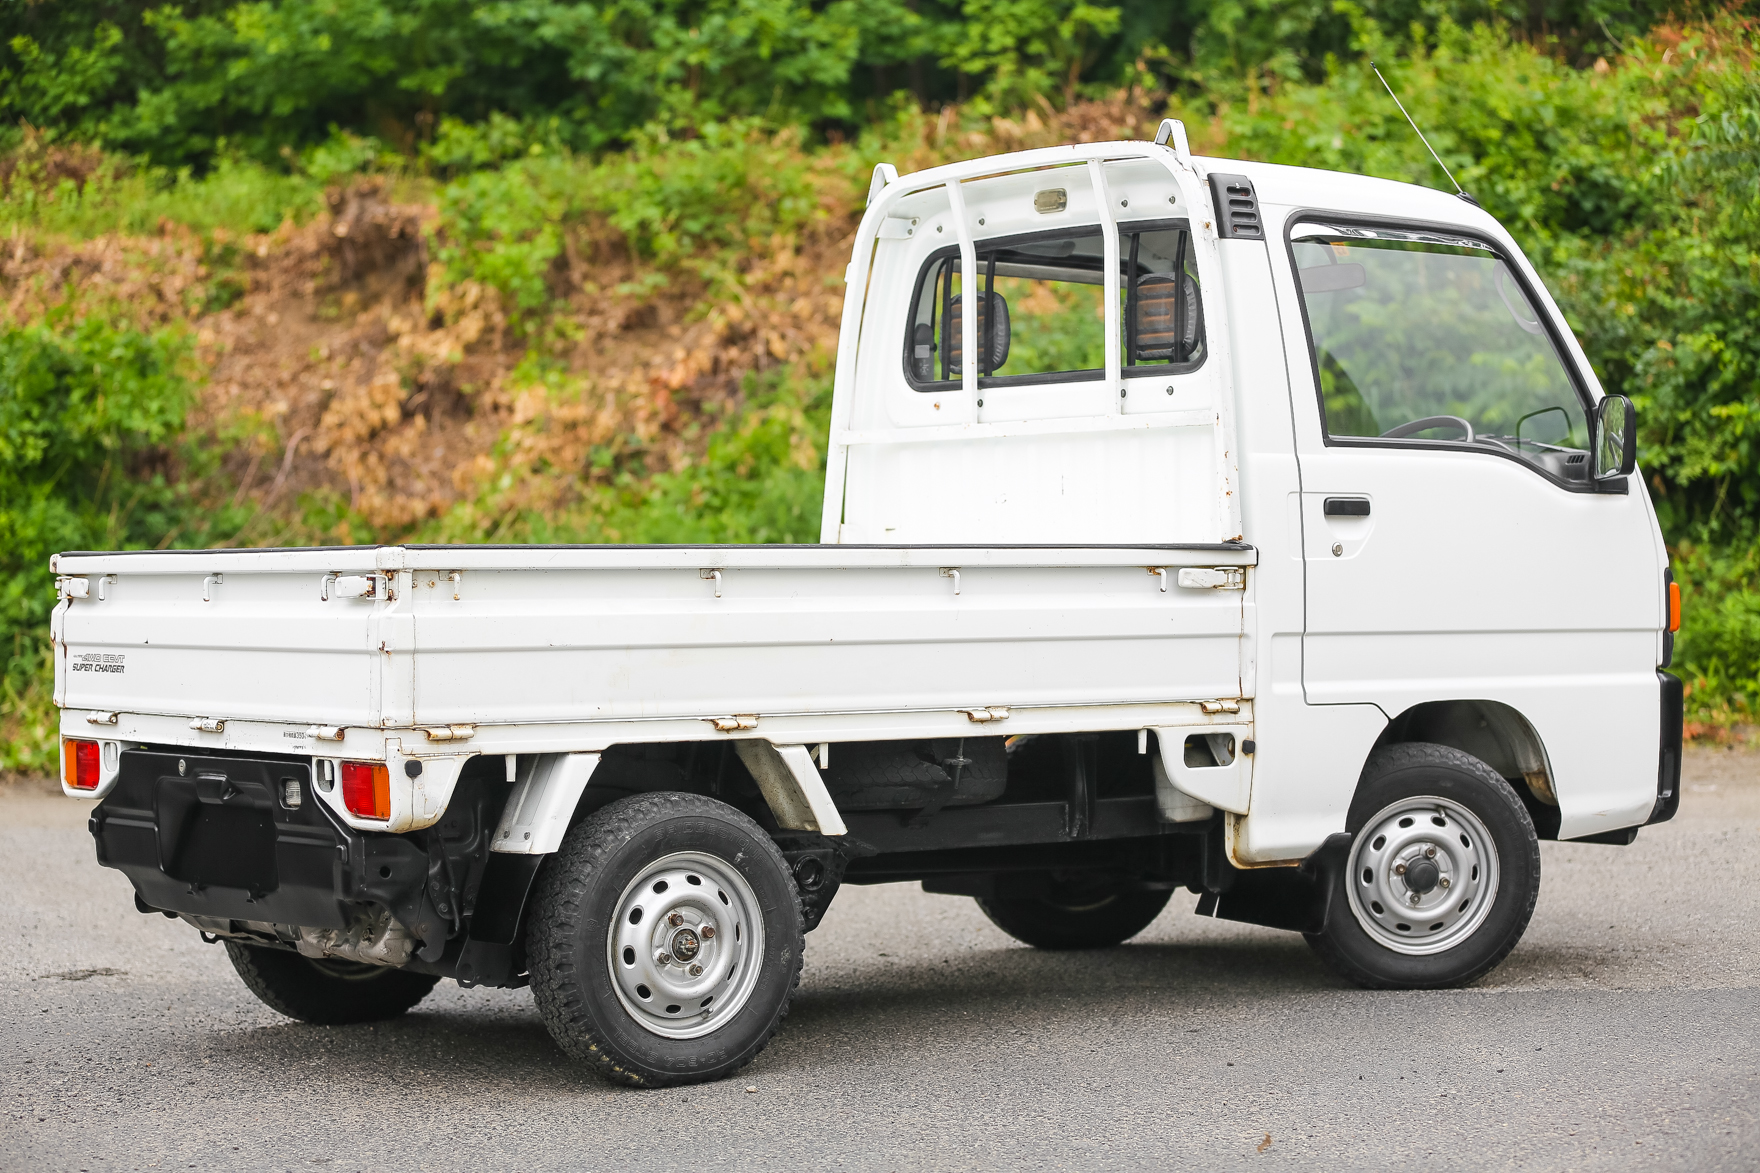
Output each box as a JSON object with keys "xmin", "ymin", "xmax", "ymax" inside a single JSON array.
[
  {"xmin": 1346, "ymin": 796, "xmax": 1499, "ymax": 955},
  {"xmin": 607, "ymin": 852, "xmax": 762, "ymax": 1039}
]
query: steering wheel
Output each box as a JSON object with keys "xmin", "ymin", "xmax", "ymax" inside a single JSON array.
[{"xmin": 1382, "ymin": 415, "xmax": 1475, "ymax": 442}]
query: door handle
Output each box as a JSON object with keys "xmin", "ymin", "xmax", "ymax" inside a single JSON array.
[{"xmin": 1323, "ymin": 497, "xmax": 1370, "ymax": 517}]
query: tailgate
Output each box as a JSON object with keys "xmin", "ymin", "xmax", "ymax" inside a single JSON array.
[{"xmin": 53, "ymin": 549, "xmax": 390, "ymax": 727}]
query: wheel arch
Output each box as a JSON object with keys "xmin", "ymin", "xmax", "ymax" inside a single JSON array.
[
  {"xmin": 1370, "ymin": 700, "xmax": 1560, "ymax": 837},
  {"xmin": 492, "ymin": 741, "xmax": 842, "ymax": 857}
]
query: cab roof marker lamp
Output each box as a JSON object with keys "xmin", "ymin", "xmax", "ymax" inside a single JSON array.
[{"xmin": 340, "ymin": 761, "xmax": 391, "ymax": 821}]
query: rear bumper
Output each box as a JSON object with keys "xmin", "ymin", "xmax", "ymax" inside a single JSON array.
[
  {"xmin": 93, "ymin": 746, "xmax": 443, "ymax": 936},
  {"xmin": 1648, "ymin": 670, "xmax": 1683, "ymax": 825},
  {"xmin": 92, "ymin": 745, "xmax": 531, "ymax": 986}
]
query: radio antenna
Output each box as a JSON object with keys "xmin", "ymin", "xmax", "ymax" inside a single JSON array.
[{"xmin": 1369, "ymin": 61, "xmax": 1477, "ymax": 206}]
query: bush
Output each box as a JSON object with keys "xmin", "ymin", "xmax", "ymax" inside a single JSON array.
[
  {"xmin": 0, "ymin": 313, "xmax": 247, "ymax": 769},
  {"xmin": 430, "ymin": 364, "xmax": 832, "ymax": 546},
  {"xmin": 429, "ymin": 120, "xmax": 830, "ymax": 331},
  {"xmin": 0, "ymin": 137, "xmax": 323, "ymax": 240},
  {"xmin": 1674, "ymin": 537, "xmax": 1760, "ymax": 732}
]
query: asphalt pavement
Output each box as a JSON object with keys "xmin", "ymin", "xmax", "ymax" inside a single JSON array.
[{"xmin": 3, "ymin": 748, "xmax": 1756, "ymax": 1171}]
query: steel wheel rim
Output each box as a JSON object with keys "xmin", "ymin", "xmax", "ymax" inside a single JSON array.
[
  {"xmin": 606, "ymin": 851, "xmax": 764, "ymax": 1040},
  {"xmin": 1345, "ymin": 796, "xmax": 1500, "ymax": 956}
]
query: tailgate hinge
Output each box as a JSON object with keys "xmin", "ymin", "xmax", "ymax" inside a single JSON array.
[
  {"xmin": 960, "ymin": 706, "xmax": 1011, "ymax": 723},
  {"xmin": 707, "ymin": 715, "xmax": 760, "ymax": 733},
  {"xmin": 1177, "ymin": 567, "xmax": 1246, "ymax": 590},
  {"xmin": 420, "ymin": 724, "xmax": 475, "ymax": 743},
  {"xmin": 1198, "ymin": 700, "xmax": 1242, "ymax": 715}
]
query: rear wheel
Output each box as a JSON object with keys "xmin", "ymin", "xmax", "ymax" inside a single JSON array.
[
  {"xmin": 1306, "ymin": 742, "xmax": 1540, "ymax": 989},
  {"xmin": 224, "ymin": 941, "xmax": 439, "ymax": 1024},
  {"xmin": 527, "ymin": 792, "xmax": 803, "ymax": 1087},
  {"xmin": 977, "ymin": 873, "xmax": 1172, "ymax": 950}
]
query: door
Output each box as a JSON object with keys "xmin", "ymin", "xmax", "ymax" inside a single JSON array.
[{"xmin": 1285, "ymin": 217, "xmax": 1664, "ymax": 836}]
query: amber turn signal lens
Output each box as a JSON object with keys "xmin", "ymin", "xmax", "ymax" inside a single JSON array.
[
  {"xmin": 340, "ymin": 761, "xmax": 391, "ymax": 820},
  {"xmin": 63, "ymin": 738, "xmax": 101, "ymax": 790},
  {"xmin": 1668, "ymin": 581, "xmax": 1681, "ymax": 633}
]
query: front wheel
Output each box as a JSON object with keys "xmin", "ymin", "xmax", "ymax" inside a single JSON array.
[
  {"xmin": 1306, "ymin": 742, "xmax": 1541, "ymax": 989},
  {"xmin": 526, "ymin": 792, "xmax": 803, "ymax": 1087},
  {"xmin": 977, "ymin": 872, "xmax": 1172, "ymax": 950}
]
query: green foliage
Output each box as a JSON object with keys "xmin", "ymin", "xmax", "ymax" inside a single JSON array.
[
  {"xmin": 434, "ymin": 365, "xmax": 832, "ymax": 546},
  {"xmin": 4, "ymin": 0, "xmax": 900, "ymax": 165},
  {"xmin": 6, "ymin": 0, "xmax": 1716, "ymax": 170},
  {"xmin": 1560, "ymin": 53, "xmax": 1760, "ymax": 540},
  {"xmin": 0, "ymin": 312, "xmax": 248, "ymax": 768},
  {"xmin": 567, "ymin": 368, "xmax": 831, "ymax": 545},
  {"xmin": 1205, "ymin": 19, "xmax": 1659, "ymax": 240},
  {"xmin": 942, "ymin": 0, "xmax": 1122, "ymax": 109},
  {"xmin": 0, "ymin": 143, "xmax": 323, "ymax": 239},
  {"xmin": 1672, "ymin": 536, "xmax": 1760, "ymax": 728},
  {"xmin": 430, "ymin": 121, "xmax": 828, "ymax": 329},
  {"xmin": 993, "ymin": 276, "xmax": 1107, "ymax": 375}
]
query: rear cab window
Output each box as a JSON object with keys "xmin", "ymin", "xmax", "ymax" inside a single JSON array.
[
  {"xmin": 1289, "ymin": 221, "xmax": 1593, "ymax": 484},
  {"xmin": 904, "ymin": 222, "xmax": 1206, "ymax": 389}
]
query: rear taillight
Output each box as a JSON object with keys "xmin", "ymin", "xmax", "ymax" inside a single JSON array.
[
  {"xmin": 340, "ymin": 761, "xmax": 390, "ymax": 820},
  {"xmin": 64, "ymin": 738, "xmax": 101, "ymax": 790}
]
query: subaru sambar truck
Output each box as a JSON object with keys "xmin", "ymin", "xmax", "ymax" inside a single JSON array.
[{"xmin": 52, "ymin": 122, "xmax": 1682, "ymax": 1087}]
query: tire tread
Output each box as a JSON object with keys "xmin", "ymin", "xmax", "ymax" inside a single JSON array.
[
  {"xmin": 977, "ymin": 888, "xmax": 1171, "ymax": 950},
  {"xmin": 526, "ymin": 791, "xmax": 803, "ymax": 1088},
  {"xmin": 224, "ymin": 940, "xmax": 439, "ymax": 1024},
  {"xmin": 1306, "ymin": 741, "xmax": 1541, "ymax": 990}
]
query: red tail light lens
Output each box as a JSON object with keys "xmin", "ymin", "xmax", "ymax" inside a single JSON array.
[
  {"xmin": 64, "ymin": 738, "xmax": 101, "ymax": 790},
  {"xmin": 340, "ymin": 761, "xmax": 391, "ymax": 820}
]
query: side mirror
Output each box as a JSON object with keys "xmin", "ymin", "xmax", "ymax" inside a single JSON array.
[{"xmin": 1593, "ymin": 394, "xmax": 1637, "ymax": 484}]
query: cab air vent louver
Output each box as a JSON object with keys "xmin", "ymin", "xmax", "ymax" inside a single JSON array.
[{"xmin": 1206, "ymin": 173, "xmax": 1263, "ymax": 241}]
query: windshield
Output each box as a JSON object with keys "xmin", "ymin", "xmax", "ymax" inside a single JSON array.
[{"xmin": 1292, "ymin": 226, "xmax": 1589, "ymax": 480}]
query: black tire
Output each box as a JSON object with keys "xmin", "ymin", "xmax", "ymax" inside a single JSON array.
[
  {"xmin": 526, "ymin": 792, "xmax": 803, "ymax": 1088},
  {"xmin": 223, "ymin": 940, "xmax": 439, "ymax": 1024},
  {"xmin": 977, "ymin": 872, "xmax": 1172, "ymax": 950},
  {"xmin": 1305, "ymin": 742, "xmax": 1541, "ymax": 989}
]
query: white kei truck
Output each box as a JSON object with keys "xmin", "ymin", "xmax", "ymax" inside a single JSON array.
[{"xmin": 52, "ymin": 123, "xmax": 1682, "ymax": 1088}]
